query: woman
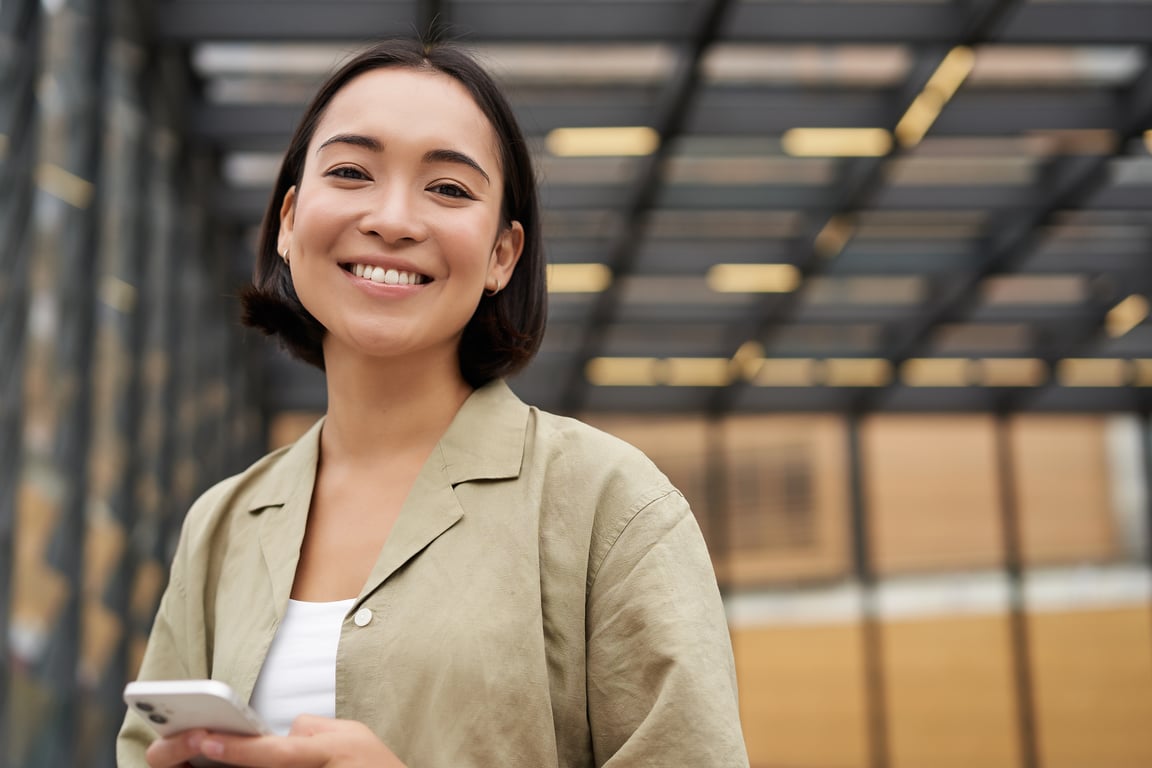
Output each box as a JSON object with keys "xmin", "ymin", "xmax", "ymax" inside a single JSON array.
[{"xmin": 119, "ymin": 39, "xmax": 748, "ymax": 768}]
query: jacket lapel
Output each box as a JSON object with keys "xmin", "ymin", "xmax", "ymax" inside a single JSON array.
[
  {"xmin": 242, "ymin": 419, "xmax": 323, "ymax": 617},
  {"xmin": 240, "ymin": 382, "xmax": 531, "ymax": 610},
  {"xmin": 218, "ymin": 419, "xmax": 321, "ymax": 698},
  {"xmin": 357, "ymin": 380, "xmax": 530, "ymax": 601},
  {"xmin": 358, "ymin": 444, "xmax": 464, "ymax": 598},
  {"xmin": 257, "ymin": 478, "xmax": 314, "ymax": 614}
]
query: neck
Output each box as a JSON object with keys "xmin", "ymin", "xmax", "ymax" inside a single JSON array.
[{"xmin": 319, "ymin": 342, "xmax": 473, "ymax": 467}]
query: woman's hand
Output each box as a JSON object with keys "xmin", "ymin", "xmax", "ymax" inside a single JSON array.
[
  {"xmin": 145, "ymin": 717, "xmax": 407, "ymax": 768},
  {"xmin": 144, "ymin": 728, "xmax": 210, "ymax": 767}
]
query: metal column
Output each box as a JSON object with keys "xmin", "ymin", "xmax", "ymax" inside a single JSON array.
[
  {"xmin": 126, "ymin": 48, "xmax": 187, "ymax": 678},
  {"xmin": 846, "ymin": 414, "xmax": 891, "ymax": 768},
  {"xmin": 0, "ymin": 1, "xmax": 43, "ymax": 765},
  {"xmin": 704, "ymin": 414, "xmax": 731, "ymax": 594},
  {"xmin": 9, "ymin": 0, "xmax": 106, "ymax": 763},
  {"xmin": 994, "ymin": 414, "xmax": 1041, "ymax": 768},
  {"xmin": 166, "ymin": 149, "xmax": 214, "ymax": 547},
  {"xmin": 84, "ymin": 0, "xmax": 152, "ymax": 762}
]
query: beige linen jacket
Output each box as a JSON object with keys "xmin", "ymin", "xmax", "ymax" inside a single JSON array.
[{"xmin": 118, "ymin": 380, "xmax": 749, "ymax": 767}]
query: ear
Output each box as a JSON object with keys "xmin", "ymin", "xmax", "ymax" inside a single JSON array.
[
  {"xmin": 277, "ymin": 186, "xmax": 298, "ymax": 258},
  {"xmin": 488, "ymin": 220, "xmax": 524, "ymax": 290}
]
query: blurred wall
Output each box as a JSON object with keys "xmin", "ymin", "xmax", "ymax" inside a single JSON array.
[{"xmin": 587, "ymin": 411, "xmax": 1152, "ymax": 768}]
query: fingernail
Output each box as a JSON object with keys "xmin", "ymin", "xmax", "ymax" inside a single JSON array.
[
  {"xmin": 187, "ymin": 732, "xmax": 203, "ymax": 749},
  {"xmin": 201, "ymin": 739, "xmax": 225, "ymax": 758}
]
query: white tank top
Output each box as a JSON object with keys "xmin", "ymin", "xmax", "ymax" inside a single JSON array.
[{"xmin": 250, "ymin": 598, "xmax": 356, "ymax": 735}]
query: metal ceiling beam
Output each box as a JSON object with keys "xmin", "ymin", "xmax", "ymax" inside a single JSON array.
[
  {"xmin": 172, "ymin": 0, "xmax": 1152, "ymax": 416},
  {"xmin": 860, "ymin": 56, "xmax": 1152, "ymax": 412},
  {"xmin": 211, "ymin": 182, "xmax": 1152, "ymax": 224},
  {"xmin": 192, "ymin": 88, "xmax": 1121, "ymax": 150},
  {"xmin": 708, "ymin": 0, "xmax": 1029, "ymax": 415},
  {"xmin": 558, "ymin": 0, "xmax": 735, "ymax": 413},
  {"xmin": 153, "ymin": 1, "xmax": 1152, "ymax": 44},
  {"xmin": 990, "ymin": 62, "xmax": 1152, "ymax": 413}
]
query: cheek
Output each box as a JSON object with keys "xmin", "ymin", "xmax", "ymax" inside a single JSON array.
[
  {"xmin": 448, "ymin": 216, "xmax": 501, "ymax": 261},
  {"xmin": 293, "ymin": 194, "xmax": 350, "ymax": 241}
]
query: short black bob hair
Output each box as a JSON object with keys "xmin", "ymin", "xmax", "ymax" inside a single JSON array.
[{"xmin": 240, "ymin": 39, "xmax": 546, "ymax": 388}]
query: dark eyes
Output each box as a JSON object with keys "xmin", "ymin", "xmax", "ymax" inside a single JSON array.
[
  {"xmin": 326, "ymin": 166, "xmax": 369, "ymax": 181},
  {"xmin": 428, "ymin": 183, "xmax": 473, "ymax": 200},
  {"xmin": 324, "ymin": 168, "xmax": 473, "ymax": 200}
]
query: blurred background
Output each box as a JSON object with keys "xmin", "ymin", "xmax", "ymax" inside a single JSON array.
[{"xmin": 2, "ymin": 0, "xmax": 1152, "ymax": 766}]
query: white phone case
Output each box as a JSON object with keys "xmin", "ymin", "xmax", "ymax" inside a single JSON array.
[{"xmin": 124, "ymin": 678, "xmax": 271, "ymax": 767}]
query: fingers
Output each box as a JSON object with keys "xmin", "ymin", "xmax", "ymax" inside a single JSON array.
[
  {"xmin": 197, "ymin": 719, "xmax": 406, "ymax": 768},
  {"xmin": 144, "ymin": 730, "xmax": 208, "ymax": 768},
  {"xmin": 194, "ymin": 733, "xmax": 325, "ymax": 768}
]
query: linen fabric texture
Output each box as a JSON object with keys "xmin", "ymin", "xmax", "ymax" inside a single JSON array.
[{"xmin": 117, "ymin": 380, "xmax": 749, "ymax": 767}]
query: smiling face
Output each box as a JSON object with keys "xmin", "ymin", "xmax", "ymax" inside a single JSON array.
[{"xmin": 277, "ymin": 66, "xmax": 524, "ymax": 376}]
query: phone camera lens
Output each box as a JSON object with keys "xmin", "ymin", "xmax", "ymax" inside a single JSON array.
[
  {"xmin": 135, "ymin": 702, "xmax": 154, "ymax": 712},
  {"xmin": 148, "ymin": 713, "xmax": 168, "ymax": 725}
]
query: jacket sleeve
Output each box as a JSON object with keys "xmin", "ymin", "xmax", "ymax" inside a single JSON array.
[
  {"xmin": 586, "ymin": 488, "xmax": 750, "ymax": 767},
  {"xmin": 115, "ymin": 515, "xmax": 198, "ymax": 767}
]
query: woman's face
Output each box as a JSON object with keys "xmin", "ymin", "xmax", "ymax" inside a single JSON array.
[{"xmin": 278, "ymin": 67, "xmax": 523, "ymax": 371}]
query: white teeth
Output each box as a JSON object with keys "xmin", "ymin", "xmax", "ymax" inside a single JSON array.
[{"xmin": 350, "ymin": 263, "xmax": 425, "ymax": 285}]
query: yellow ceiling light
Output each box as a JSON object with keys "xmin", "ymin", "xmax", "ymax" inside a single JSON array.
[
  {"xmin": 1134, "ymin": 359, "xmax": 1152, "ymax": 386},
  {"xmin": 585, "ymin": 357, "xmax": 660, "ymax": 386},
  {"xmin": 706, "ymin": 263, "xmax": 801, "ymax": 293},
  {"xmin": 902, "ymin": 358, "xmax": 973, "ymax": 387},
  {"xmin": 1105, "ymin": 294, "xmax": 1149, "ymax": 338},
  {"xmin": 546, "ymin": 263, "xmax": 612, "ymax": 293},
  {"xmin": 977, "ymin": 358, "xmax": 1047, "ymax": 387},
  {"xmin": 781, "ymin": 128, "xmax": 892, "ymax": 157},
  {"xmin": 753, "ymin": 358, "xmax": 820, "ymax": 387},
  {"xmin": 663, "ymin": 357, "xmax": 732, "ymax": 387},
  {"xmin": 1057, "ymin": 358, "xmax": 1131, "ymax": 387},
  {"xmin": 585, "ymin": 356, "xmax": 734, "ymax": 387},
  {"xmin": 824, "ymin": 358, "xmax": 892, "ymax": 387},
  {"xmin": 1144, "ymin": 130, "xmax": 1152, "ymax": 155},
  {"xmin": 925, "ymin": 46, "xmax": 975, "ymax": 102},
  {"xmin": 895, "ymin": 46, "xmax": 975, "ymax": 148},
  {"xmin": 894, "ymin": 96, "xmax": 944, "ymax": 149},
  {"xmin": 814, "ymin": 215, "xmax": 855, "ymax": 259},
  {"xmin": 730, "ymin": 340, "xmax": 765, "ymax": 381},
  {"xmin": 545, "ymin": 126, "xmax": 659, "ymax": 157}
]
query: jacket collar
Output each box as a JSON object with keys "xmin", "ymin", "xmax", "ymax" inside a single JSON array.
[
  {"xmin": 240, "ymin": 377, "xmax": 529, "ymax": 512},
  {"xmin": 437, "ymin": 378, "xmax": 529, "ymax": 485},
  {"xmin": 242, "ymin": 379, "xmax": 531, "ymax": 612}
]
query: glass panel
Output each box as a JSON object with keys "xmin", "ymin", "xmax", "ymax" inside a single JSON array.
[
  {"xmin": 724, "ymin": 415, "xmax": 851, "ymax": 586},
  {"xmin": 862, "ymin": 415, "xmax": 1004, "ymax": 574}
]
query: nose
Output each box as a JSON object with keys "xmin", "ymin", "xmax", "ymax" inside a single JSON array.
[{"xmin": 357, "ymin": 183, "xmax": 429, "ymax": 244}]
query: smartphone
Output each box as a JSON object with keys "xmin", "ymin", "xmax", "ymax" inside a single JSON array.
[{"xmin": 124, "ymin": 679, "xmax": 271, "ymax": 765}]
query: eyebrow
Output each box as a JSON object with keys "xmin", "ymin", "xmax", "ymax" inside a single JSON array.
[
  {"xmin": 316, "ymin": 133, "xmax": 382, "ymax": 153},
  {"xmin": 316, "ymin": 134, "xmax": 490, "ymax": 185},
  {"xmin": 423, "ymin": 149, "xmax": 490, "ymax": 186}
]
